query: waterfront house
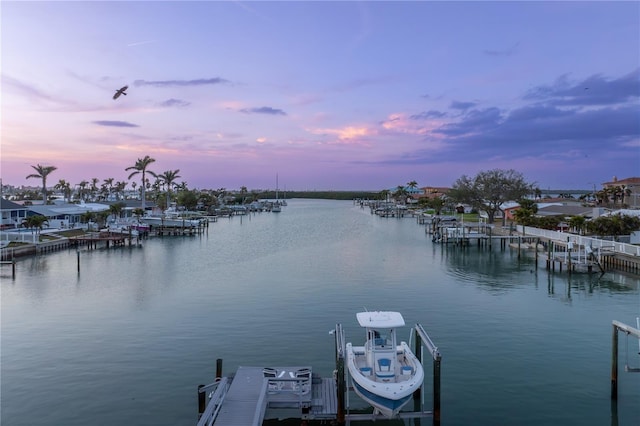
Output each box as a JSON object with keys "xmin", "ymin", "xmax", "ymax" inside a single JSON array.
[
  {"xmin": 27, "ymin": 201, "xmax": 109, "ymax": 229},
  {"xmin": 418, "ymin": 186, "xmax": 450, "ymax": 200},
  {"xmin": 602, "ymin": 176, "xmax": 640, "ymax": 208},
  {"xmin": 0, "ymin": 198, "xmax": 30, "ymax": 229}
]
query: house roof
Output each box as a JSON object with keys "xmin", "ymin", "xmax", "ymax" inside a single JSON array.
[
  {"xmin": 538, "ymin": 197, "xmax": 584, "ymax": 204},
  {"xmin": 28, "ymin": 202, "xmax": 109, "ymax": 217},
  {"xmin": 602, "ymin": 176, "xmax": 640, "ymax": 186},
  {"xmin": 0, "ymin": 198, "xmax": 26, "ymax": 210},
  {"xmin": 536, "ymin": 205, "xmax": 594, "ymax": 217},
  {"xmin": 105, "ymin": 200, "xmax": 157, "ymax": 209},
  {"xmin": 389, "ymin": 186, "xmax": 423, "ymax": 194}
]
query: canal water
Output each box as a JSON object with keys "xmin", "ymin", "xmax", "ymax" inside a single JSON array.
[{"xmin": 1, "ymin": 199, "xmax": 639, "ymax": 426}]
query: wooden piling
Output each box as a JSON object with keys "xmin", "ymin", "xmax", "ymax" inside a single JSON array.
[
  {"xmin": 433, "ymin": 353, "xmax": 441, "ymax": 426},
  {"xmin": 567, "ymin": 239, "xmax": 573, "ymax": 275},
  {"xmin": 198, "ymin": 384, "xmax": 206, "ymax": 416},
  {"xmin": 413, "ymin": 330, "xmax": 423, "ymax": 404},
  {"xmin": 333, "ymin": 324, "xmax": 346, "ymax": 425},
  {"xmin": 611, "ymin": 323, "xmax": 619, "ymax": 399},
  {"xmin": 216, "ymin": 358, "xmax": 223, "ymax": 378}
]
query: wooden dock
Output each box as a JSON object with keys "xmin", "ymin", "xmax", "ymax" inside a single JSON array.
[
  {"xmin": 198, "ymin": 322, "xmax": 442, "ymax": 425},
  {"xmin": 69, "ymin": 232, "xmax": 134, "ymax": 250},
  {"xmin": 198, "ymin": 366, "xmax": 336, "ymax": 426}
]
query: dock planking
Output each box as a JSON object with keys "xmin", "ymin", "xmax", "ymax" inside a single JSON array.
[{"xmin": 205, "ymin": 366, "xmax": 336, "ymax": 426}]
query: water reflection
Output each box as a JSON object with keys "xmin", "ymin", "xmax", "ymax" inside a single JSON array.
[{"xmin": 2, "ymin": 200, "xmax": 639, "ymax": 426}]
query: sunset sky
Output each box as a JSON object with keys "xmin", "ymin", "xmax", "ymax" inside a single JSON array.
[{"xmin": 2, "ymin": 1, "xmax": 639, "ymax": 192}]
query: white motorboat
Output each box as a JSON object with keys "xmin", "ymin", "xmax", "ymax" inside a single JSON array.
[
  {"xmin": 140, "ymin": 216, "xmax": 202, "ymax": 227},
  {"xmin": 346, "ymin": 311, "xmax": 424, "ymax": 418},
  {"xmin": 139, "ymin": 208, "xmax": 205, "ymax": 227}
]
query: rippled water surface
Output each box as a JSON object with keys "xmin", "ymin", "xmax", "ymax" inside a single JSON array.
[{"xmin": 2, "ymin": 199, "xmax": 639, "ymax": 425}]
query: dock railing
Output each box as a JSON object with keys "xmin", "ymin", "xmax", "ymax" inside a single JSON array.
[
  {"xmin": 197, "ymin": 377, "xmax": 229, "ymax": 426},
  {"xmin": 516, "ymin": 226, "xmax": 640, "ymax": 257}
]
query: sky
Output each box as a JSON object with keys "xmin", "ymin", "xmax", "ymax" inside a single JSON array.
[{"xmin": 1, "ymin": 1, "xmax": 639, "ymax": 192}]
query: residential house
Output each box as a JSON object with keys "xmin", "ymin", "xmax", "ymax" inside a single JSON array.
[
  {"xmin": 418, "ymin": 186, "xmax": 450, "ymax": 200},
  {"xmin": 0, "ymin": 198, "xmax": 30, "ymax": 229},
  {"xmin": 602, "ymin": 176, "xmax": 640, "ymax": 208},
  {"xmin": 27, "ymin": 201, "xmax": 109, "ymax": 228}
]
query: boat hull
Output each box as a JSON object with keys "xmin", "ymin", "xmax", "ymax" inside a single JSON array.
[
  {"xmin": 350, "ymin": 377, "xmax": 413, "ymax": 418},
  {"xmin": 346, "ymin": 341, "xmax": 424, "ymax": 419}
]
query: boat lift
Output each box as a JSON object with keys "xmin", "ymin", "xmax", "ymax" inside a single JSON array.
[{"xmin": 334, "ymin": 322, "xmax": 442, "ymax": 425}]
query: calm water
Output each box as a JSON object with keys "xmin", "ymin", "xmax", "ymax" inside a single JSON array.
[{"xmin": 2, "ymin": 199, "xmax": 639, "ymax": 426}]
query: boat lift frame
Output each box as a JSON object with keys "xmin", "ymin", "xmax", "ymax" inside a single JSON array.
[
  {"xmin": 611, "ymin": 319, "xmax": 640, "ymax": 400},
  {"xmin": 334, "ymin": 322, "xmax": 442, "ymax": 425}
]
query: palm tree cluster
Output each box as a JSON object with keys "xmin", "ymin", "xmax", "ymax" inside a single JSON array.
[
  {"xmin": 21, "ymin": 214, "xmax": 49, "ymax": 237},
  {"xmin": 19, "ymin": 158, "xmax": 227, "ymax": 215},
  {"xmin": 593, "ymin": 186, "xmax": 632, "ymax": 207}
]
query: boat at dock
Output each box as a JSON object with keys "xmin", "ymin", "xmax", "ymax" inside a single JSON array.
[
  {"xmin": 346, "ymin": 311, "xmax": 424, "ymax": 418},
  {"xmin": 139, "ymin": 207, "xmax": 206, "ymax": 227},
  {"xmin": 272, "ymin": 174, "xmax": 282, "ymax": 213}
]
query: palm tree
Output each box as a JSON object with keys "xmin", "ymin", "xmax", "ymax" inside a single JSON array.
[
  {"xmin": 108, "ymin": 203, "xmax": 125, "ymax": 221},
  {"xmin": 126, "ymin": 156, "xmax": 157, "ymax": 210},
  {"xmin": 394, "ymin": 185, "xmax": 408, "ymax": 204},
  {"xmin": 158, "ymin": 169, "xmax": 181, "ymax": 210},
  {"xmin": 26, "ymin": 164, "xmax": 57, "ymax": 204},
  {"xmin": 90, "ymin": 178, "xmax": 100, "ymax": 201},
  {"xmin": 77, "ymin": 180, "xmax": 89, "ymax": 202},
  {"xmin": 103, "ymin": 177, "xmax": 115, "ymax": 200},
  {"xmin": 407, "ymin": 180, "xmax": 420, "ymax": 200},
  {"xmin": 21, "ymin": 215, "xmax": 49, "ymax": 240},
  {"xmin": 568, "ymin": 215, "xmax": 587, "ymax": 235},
  {"xmin": 81, "ymin": 211, "xmax": 96, "ymax": 225},
  {"xmin": 54, "ymin": 179, "xmax": 72, "ymax": 202},
  {"xmin": 115, "ymin": 181, "xmax": 127, "ymax": 200}
]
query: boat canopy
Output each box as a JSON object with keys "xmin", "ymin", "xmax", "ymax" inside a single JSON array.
[{"xmin": 356, "ymin": 311, "xmax": 405, "ymax": 328}]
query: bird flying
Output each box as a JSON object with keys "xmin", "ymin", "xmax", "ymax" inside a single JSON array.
[{"xmin": 113, "ymin": 85, "xmax": 128, "ymax": 100}]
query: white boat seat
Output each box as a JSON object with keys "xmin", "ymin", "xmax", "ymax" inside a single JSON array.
[
  {"xmin": 376, "ymin": 370, "xmax": 395, "ymax": 378},
  {"xmin": 263, "ymin": 368, "xmax": 282, "ymax": 393},
  {"xmin": 263, "ymin": 368, "xmax": 278, "ymax": 378},
  {"xmin": 378, "ymin": 358, "xmax": 391, "ymax": 371},
  {"xmin": 295, "ymin": 368, "xmax": 311, "ymax": 379},
  {"xmin": 360, "ymin": 367, "xmax": 372, "ymax": 376},
  {"xmin": 376, "ymin": 358, "xmax": 394, "ymax": 378}
]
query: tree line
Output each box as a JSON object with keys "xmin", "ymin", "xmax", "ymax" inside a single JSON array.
[{"xmin": 15, "ymin": 162, "xmax": 640, "ymax": 239}]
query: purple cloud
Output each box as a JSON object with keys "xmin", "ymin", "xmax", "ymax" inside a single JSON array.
[
  {"xmin": 410, "ymin": 110, "xmax": 447, "ymax": 120},
  {"xmin": 159, "ymin": 98, "xmax": 190, "ymax": 108},
  {"xmin": 523, "ymin": 69, "xmax": 640, "ymax": 106},
  {"xmin": 133, "ymin": 78, "xmax": 230, "ymax": 87},
  {"xmin": 93, "ymin": 120, "xmax": 139, "ymax": 127},
  {"xmin": 240, "ymin": 106, "xmax": 287, "ymax": 116}
]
